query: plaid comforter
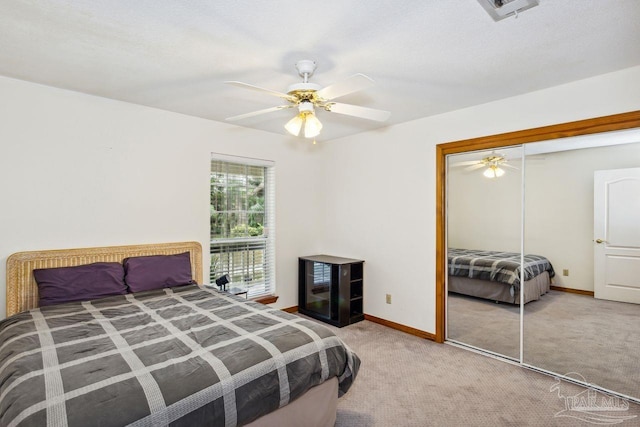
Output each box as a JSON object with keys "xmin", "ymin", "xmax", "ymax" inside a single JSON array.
[
  {"xmin": 448, "ymin": 248, "xmax": 555, "ymax": 290},
  {"xmin": 0, "ymin": 285, "xmax": 360, "ymax": 427}
]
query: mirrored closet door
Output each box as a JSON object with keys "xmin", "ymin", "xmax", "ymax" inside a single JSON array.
[
  {"xmin": 523, "ymin": 132, "xmax": 640, "ymax": 401},
  {"xmin": 444, "ymin": 124, "xmax": 640, "ymax": 403},
  {"xmin": 446, "ymin": 146, "xmax": 523, "ymax": 361}
]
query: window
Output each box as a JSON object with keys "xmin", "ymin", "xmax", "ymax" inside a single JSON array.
[{"xmin": 210, "ymin": 155, "xmax": 275, "ymax": 298}]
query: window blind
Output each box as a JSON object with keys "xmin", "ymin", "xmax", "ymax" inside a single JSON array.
[
  {"xmin": 210, "ymin": 156, "xmax": 275, "ymax": 298},
  {"xmin": 313, "ymin": 262, "xmax": 331, "ymax": 285}
]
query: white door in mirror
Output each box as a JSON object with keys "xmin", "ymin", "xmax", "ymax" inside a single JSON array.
[{"xmin": 594, "ymin": 167, "xmax": 640, "ymax": 303}]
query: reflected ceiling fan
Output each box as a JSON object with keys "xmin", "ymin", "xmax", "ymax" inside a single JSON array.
[
  {"xmin": 450, "ymin": 152, "xmax": 518, "ymax": 178},
  {"xmin": 225, "ymin": 60, "xmax": 390, "ymax": 139}
]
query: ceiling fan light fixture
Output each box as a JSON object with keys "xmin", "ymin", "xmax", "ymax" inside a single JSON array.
[
  {"xmin": 285, "ymin": 101, "xmax": 322, "ymax": 139},
  {"xmin": 304, "ymin": 114, "xmax": 322, "ymax": 138},
  {"xmin": 284, "ymin": 114, "xmax": 304, "ymax": 136},
  {"xmin": 484, "ymin": 165, "xmax": 505, "ymax": 178}
]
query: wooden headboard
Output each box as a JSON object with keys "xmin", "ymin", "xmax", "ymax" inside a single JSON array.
[{"xmin": 6, "ymin": 241, "xmax": 203, "ymax": 317}]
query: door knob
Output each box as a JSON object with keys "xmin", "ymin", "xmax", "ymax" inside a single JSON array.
[{"xmin": 595, "ymin": 239, "xmax": 605, "ymax": 244}]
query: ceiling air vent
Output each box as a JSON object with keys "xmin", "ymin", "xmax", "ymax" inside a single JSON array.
[{"xmin": 477, "ymin": 0, "xmax": 539, "ymax": 21}]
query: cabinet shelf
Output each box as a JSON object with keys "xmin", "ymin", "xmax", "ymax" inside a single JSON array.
[{"xmin": 298, "ymin": 255, "xmax": 364, "ymax": 328}]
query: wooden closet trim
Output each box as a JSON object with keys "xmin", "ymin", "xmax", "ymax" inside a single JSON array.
[{"xmin": 435, "ymin": 110, "xmax": 640, "ymax": 343}]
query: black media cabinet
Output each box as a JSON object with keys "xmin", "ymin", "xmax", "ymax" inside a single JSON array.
[{"xmin": 298, "ymin": 255, "xmax": 364, "ymax": 327}]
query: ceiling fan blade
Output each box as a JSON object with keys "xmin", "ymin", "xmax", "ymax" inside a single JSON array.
[
  {"xmin": 465, "ymin": 163, "xmax": 486, "ymax": 171},
  {"xmin": 450, "ymin": 160, "xmax": 483, "ymax": 167},
  {"xmin": 225, "ymin": 81, "xmax": 295, "ymax": 101},
  {"xmin": 327, "ymin": 102, "xmax": 390, "ymax": 122},
  {"xmin": 316, "ymin": 74, "xmax": 375, "ymax": 100},
  {"xmin": 225, "ymin": 105, "xmax": 293, "ymax": 122},
  {"xmin": 502, "ymin": 163, "xmax": 519, "ymax": 170}
]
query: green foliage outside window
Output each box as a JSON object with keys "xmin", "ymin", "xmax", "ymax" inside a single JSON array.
[{"xmin": 210, "ymin": 166, "xmax": 265, "ymax": 240}]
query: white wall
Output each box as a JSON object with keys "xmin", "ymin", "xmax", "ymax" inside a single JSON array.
[
  {"xmin": 448, "ymin": 148, "xmax": 522, "ymax": 253},
  {"xmin": 0, "ymin": 76, "xmax": 325, "ymax": 318},
  {"xmin": 319, "ymin": 66, "xmax": 640, "ymax": 334}
]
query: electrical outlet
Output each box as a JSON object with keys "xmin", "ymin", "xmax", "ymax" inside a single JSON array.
[
  {"xmin": 386, "ymin": 294, "xmax": 392, "ymax": 304},
  {"xmin": 563, "ymin": 269, "xmax": 569, "ymax": 276}
]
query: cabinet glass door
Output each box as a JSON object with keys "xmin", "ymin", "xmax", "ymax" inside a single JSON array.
[{"xmin": 304, "ymin": 261, "xmax": 332, "ymax": 318}]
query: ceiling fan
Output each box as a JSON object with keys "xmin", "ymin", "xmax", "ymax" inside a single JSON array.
[
  {"xmin": 225, "ymin": 60, "xmax": 390, "ymax": 139},
  {"xmin": 450, "ymin": 152, "xmax": 519, "ymax": 178}
]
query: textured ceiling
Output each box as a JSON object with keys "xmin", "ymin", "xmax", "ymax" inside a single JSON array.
[{"xmin": 1, "ymin": 1, "xmax": 639, "ymax": 141}]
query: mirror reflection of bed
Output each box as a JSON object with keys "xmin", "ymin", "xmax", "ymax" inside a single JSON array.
[
  {"xmin": 446, "ymin": 135, "xmax": 640, "ymax": 402},
  {"xmin": 447, "ymin": 146, "xmax": 525, "ymax": 360},
  {"xmin": 447, "ymin": 247, "xmax": 554, "ymax": 360}
]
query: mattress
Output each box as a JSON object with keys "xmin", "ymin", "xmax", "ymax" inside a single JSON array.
[
  {"xmin": 0, "ymin": 285, "xmax": 360, "ymax": 426},
  {"xmin": 448, "ymin": 270, "xmax": 551, "ymax": 304},
  {"xmin": 244, "ymin": 376, "xmax": 338, "ymax": 427}
]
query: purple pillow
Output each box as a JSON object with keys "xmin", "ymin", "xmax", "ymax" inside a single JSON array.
[
  {"xmin": 123, "ymin": 252, "xmax": 195, "ymax": 293},
  {"xmin": 34, "ymin": 262, "xmax": 128, "ymax": 307}
]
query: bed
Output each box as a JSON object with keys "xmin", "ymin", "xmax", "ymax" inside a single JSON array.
[
  {"xmin": 447, "ymin": 248, "xmax": 555, "ymax": 304},
  {"xmin": 1, "ymin": 242, "xmax": 360, "ymax": 427}
]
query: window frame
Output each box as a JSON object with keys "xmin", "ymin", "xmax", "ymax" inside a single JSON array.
[{"xmin": 210, "ymin": 154, "xmax": 275, "ymax": 299}]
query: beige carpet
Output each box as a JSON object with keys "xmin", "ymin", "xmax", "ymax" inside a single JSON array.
[
  {"xmin": 310, "ymin": 318, "xmax": 640, "ymax": 427},
  {"xmin": 448, "ymin": 290, "xmax": 640, "ymax": 401},
  {"xmin": 448, "ymin": 292, "xmax": 520, "ymax": 360}
]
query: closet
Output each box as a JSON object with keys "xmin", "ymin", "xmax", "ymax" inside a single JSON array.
[{"xmin": 437, "ymin": 111, "xmax": 640, "ymax": 402}]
